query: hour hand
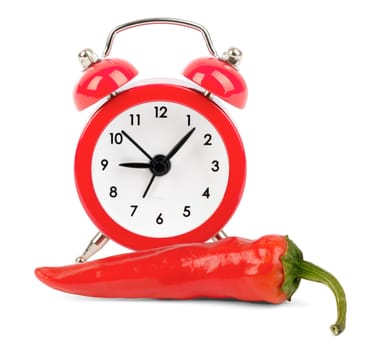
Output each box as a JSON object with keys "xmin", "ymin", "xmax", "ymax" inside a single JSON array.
[{"xmin": 118, "ymin": 162, "xmax": 151, "ymax": 168}]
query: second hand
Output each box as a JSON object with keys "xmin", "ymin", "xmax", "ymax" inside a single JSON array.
[
  {"xmin": 121, "ymin": 130, "xmax": 153, "ymax": 161},
  {"xmin": 142, "ymin": 174, "xmax": 156, "ymax": 198}
]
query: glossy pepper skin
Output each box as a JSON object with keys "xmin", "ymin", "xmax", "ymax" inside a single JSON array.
[{"xmin": 35, "ymin": 235, "xmax": 346, "ymax": 335}]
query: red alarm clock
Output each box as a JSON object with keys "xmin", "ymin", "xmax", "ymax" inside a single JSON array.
[{"xmin": 73, "ymin": 18, "xmax": 247, "ymax": 260}]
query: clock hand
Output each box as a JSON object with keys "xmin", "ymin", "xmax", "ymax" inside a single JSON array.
[
  {"xmin": 118, "ymin": 162, "xmax": 151, "ymax": 168},
  {"xmin": 141, "ymin": 128, "xmax": 195, "ymax": 198},
  {"xmin": 142, "ymin": 174, "xmax": 156, "ymax": 198},
  {"xmin": 121, "ymin": 130, "xmax": 153, "ymax": 161},
  {"xmin": 165, "ymin": 127, "xmax": 196, "ymax": 161},
  {"xmin": 124, "ymin": 128, "xmax": 195, "ymax": 198},
  {"xmin": 140, "ymin": 155, "xmax": 172, "ymax": 198}
]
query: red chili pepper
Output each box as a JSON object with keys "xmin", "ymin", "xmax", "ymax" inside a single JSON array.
[{"xmin": 35, "ymin": 235, "xmax": 346, "ymax": 335}]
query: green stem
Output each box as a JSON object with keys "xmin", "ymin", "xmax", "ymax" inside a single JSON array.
[
  {"xmin": 281, "ymin": 237, "xmax": 347, "ymax": 335},
  {"xmin": 296, "ymin": 260, "xmax": 347, "ymax": 335}
]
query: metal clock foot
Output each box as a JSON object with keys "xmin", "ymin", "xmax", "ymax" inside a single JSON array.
[
  {"xmin": 212, "ymin": 230, "xmax": 228, "ymax": 241},
  {"xmin": 75, "ymin": 232, "xmax": 109, "ymax": 263}
]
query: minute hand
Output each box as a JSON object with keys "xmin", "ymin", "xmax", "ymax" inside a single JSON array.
[{"xmin": 165, "ymin": 127, "xmax": 196, "ymax": 161}]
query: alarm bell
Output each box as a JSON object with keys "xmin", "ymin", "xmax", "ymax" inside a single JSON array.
[
  {"xmin": 183, "ymin": 48, "xmax": 247, "ymax": 109},
  {"xmin": 73, "ymin": 19, "xmax": 248, "ymax": 112},
  {"xmin": 73, "ymin": 48, "xmax": 138, "ymax": 111}
]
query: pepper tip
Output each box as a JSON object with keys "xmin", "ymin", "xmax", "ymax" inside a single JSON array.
[
  {"xmin": 35, "ymin": 267, "xmax": 47, "ymax": 282},
  {"xmin": 35, "ymin": 266, "xmax": 55, "ymax": 284}
]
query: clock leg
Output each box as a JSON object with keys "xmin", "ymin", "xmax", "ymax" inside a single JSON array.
[
  {"xmin": 211, "ymin": 230, "xmax": 228, "ymax": 241},
  {"xmin": 75, "ymin": 232, "xmax": 109, "ymax": 263}
]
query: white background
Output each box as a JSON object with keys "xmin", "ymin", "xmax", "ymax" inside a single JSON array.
[{"xmin": 0, "ymin": 1, "xmax": 370, "ymax": 349}]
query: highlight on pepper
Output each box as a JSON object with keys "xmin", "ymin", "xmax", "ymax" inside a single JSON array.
[{"xmin": 35, "ymin": 235, "xmax": 346, "ymax": 335}]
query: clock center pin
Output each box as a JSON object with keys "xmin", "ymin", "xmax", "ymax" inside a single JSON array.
[{"xmin": 150, "ymin": 155, "xmax": 171, "ymax": 176}]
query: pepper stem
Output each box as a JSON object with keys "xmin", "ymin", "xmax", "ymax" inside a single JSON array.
[
  {"xmin": 296, "ymin": 260, "xmax": 346, "ymax": 335},
  {"xmin": 281, "ymin": 237, "xmax": 347, "ymax": 335}
]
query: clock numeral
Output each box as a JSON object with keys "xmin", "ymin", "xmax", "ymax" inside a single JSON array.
[
  {"xmin": 110, "ymin": 132, "xmax": 124, "ymax": 145},
  {"xmin": 101, "ymin": 159, "xmax": 109, "ymax": 171},
  {"xmin": 130, "ymin": 205, "xmax": 138, "ymax": 217},
  {"xmin": 202, "ymin": 187, "xmax": 210, "ymax": 199},
  {"xmin": 154, "ymin": 106, "xmax": 168, "ymax": 118},
  {"xmin": 211, "ymin": 160, "xmax": 220, "ymax": 172},
  {"xmin": 186, "ymin": 114, "xmax": 191, "ymax": 126},
  {"xmin": 183, "ymin": 205, "xmax": 191, "ymax": 217},
  {"xmin": 156, "ymin": 213, "xmax": 164, "ymax": 225},
  {"xmin": 130, "ymin": 113, "xmax": 141, "ymax": 126},
  {"xmin": 203, "ymin": 133, "xmax": 212, "ymax": 146},
  {"xmin": 109, "ymin": 186, "xmax": 118, "ymax": 198}
]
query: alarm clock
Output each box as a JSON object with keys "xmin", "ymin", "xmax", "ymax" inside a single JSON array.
[{"xmin": 73, "ymin": 18, "xmax": 247, "ymax": 260}]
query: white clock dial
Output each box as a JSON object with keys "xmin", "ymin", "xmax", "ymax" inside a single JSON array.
[{"xmin": 91, "ymin": 101, "xmax": 229, "ymax": 237}]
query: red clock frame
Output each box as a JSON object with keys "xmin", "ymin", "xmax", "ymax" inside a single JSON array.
[{"xmin": 75, "ymin": 83, "xmax": 246, "ymax": 250}]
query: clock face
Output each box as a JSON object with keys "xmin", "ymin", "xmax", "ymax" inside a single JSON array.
[
  {"xmin": 75, "ymin": 83, "xmax": 245, "ymax": 249},
  {"xmin": 91, "ymin": 101, "xmax": 229, "ymax": 238}
]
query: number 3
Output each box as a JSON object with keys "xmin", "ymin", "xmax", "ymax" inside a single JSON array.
[{"xmin": 211, "ymin": 160, "xmax": 220, "ymax": 172}]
